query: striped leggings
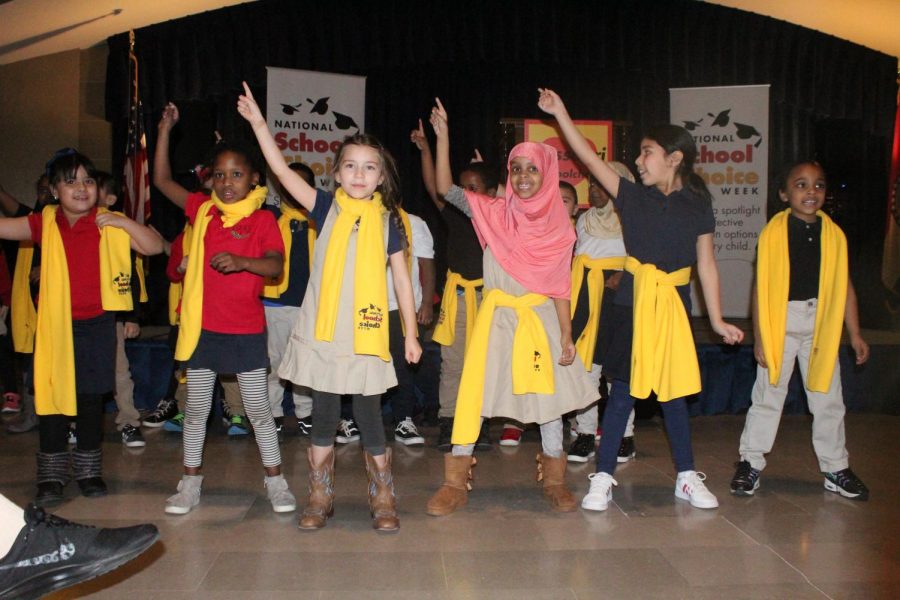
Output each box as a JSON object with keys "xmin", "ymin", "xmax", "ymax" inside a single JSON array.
[{"xmin": 183, "ymin": 368, "xmax": 281, "ymax": 469}]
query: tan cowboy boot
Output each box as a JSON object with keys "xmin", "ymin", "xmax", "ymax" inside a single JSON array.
[
  {"xmin": 425, "ymin": 454, "xmax": 476, "ymax": 516},
  {"xmin": 536, "ymin": 452, "xmax": 577, "ymax": 512},
  {"xmin": 364, "ymin": 448, "xmax": 399, "ymax": 532},
  {"xmin": 298, "ymin": 448, "xmax": 335, "ymax": 530}
]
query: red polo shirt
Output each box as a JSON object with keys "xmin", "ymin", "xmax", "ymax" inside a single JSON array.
[
  {"xmin": 185, "ymin": 193, "xmax": 283, "ymax": 334},
  {"xmin": 28, "ymin": 208, "xmax": 104, "ymax": 320}
]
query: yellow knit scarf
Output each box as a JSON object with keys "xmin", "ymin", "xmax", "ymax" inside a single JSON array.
[
  {"xmin": 11, "ymin": 243, "xmax": 36, "ymax": 352},
  {"xmin": 433, "ymin": 270, "xmax": 483, "ymax": 351},
  {"xmin": 570, "ymin": 254, "xmax": 626, "ymax": 370},
  {"xmin": 34, "ymin": 206, "xmax": 133, "ymax": 416},
  {"xmin": 451, "ymin": 288, "xmax": 553, "ymax": 445},
  {"xmin": 175, "ymin": 186, "xmax": 267, "ymax": 361},
  {"xmin": 167, "ymin": 223, "xmax": 191, "ymax": 326},
  {"xmin": 626, "ymin": 256, "xmax": 698, "ymax": 402},
  {"xmin": 314, "ymin": 189, "xmax": 390, "ymax": 361},
  {"xmin": 757, "ymin": 209, "xmax": 847, "ymax": 391},
  {"xmin": 263, "ymin": 202, "xmax": 316, "ymax": 298}
]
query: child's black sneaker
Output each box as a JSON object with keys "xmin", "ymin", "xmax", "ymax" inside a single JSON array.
[
  {"xmin": 567, "ymin": 433, "xmax": 596, "ymax": 463},
  {"xmin": 394, "ymin": 417, "xmax": 425, "ymax": 445},
  {"xmin": 617, "ymin": 436, "xmax": 636, "ymax": 463},
  {"xmin": 335, "ymin": 419, "xmax": 360, "ymax": 444},
  {"xmin": 0, "ymin": 504, "xmax": 158, "ymax": 599},
  {"xmin": 730, "ymin": 460, "xmax": 761, "ymax": 496},
  {"xmin": 297, "ymin": 416, "xmax": 312, "ymax": 437},
  {"xmin": 121, "ymin": 425, "xmax": 145, "ymax": 448},
  {"xmin": 823, "ymin": 468, "xmax": 869, "ymax": 501},
  {"xmin": 436, "ymin": 417, "xmax": 453, "ymax": 452},
  {"xmin": 141, "ymin": 398, "xmax": 177, "ymax": 428}
]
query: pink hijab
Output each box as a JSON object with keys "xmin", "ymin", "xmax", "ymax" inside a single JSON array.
[{"xmin": 467, "ymin": 142, "xmax": 576, "ymax": 299}]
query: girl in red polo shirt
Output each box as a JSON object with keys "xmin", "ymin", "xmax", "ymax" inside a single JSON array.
[
  {"xmin": 0, "ymin": 150, "xmax": 163, "ymax": 506},
  {"xmin": 164, "ymin": 140, "xmax": 297, "ymax": 516}
]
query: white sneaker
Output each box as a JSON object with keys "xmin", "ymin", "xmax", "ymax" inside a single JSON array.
[
  {"xmin": 265, "ymin": 474, "xmax": 297, "ymax": 513},
  {"xmin": 581, "ymin": 472, "xmax": 617, "ymax": 511},
  {"xmin": 675, "ymin": 471, "xmax": 719, "ymax": 509},
  {"xmin": 165, "ymin": 475, "xmax": 203, "ymax": 515}
]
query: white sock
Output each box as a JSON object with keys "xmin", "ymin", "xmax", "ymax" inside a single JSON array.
[{"xmin": 0, "ymin": 494, "xmax": 26, "ymax": 558}]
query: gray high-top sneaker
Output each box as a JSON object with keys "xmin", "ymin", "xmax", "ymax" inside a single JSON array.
[
  {"xmin": 265, "ymin": 474, "xmax": 297, "ymax": 513},
  {"xmin": 165, "ymin": 475, "xmax": 203, "ymax": 515}
]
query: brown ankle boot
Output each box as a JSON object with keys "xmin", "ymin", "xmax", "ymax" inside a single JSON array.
[
  {"xmin": 299, "ymin": 448, "xmax": 335, "ymax": 530},
  {"xmin": 364, "ymin": 448, "xmax": 399, "ymax": 532},
  {"xmin": 426, "ymin": 454, "xmax": 476, "ymax": 516},
  {"xmin": 536, "ymin": 452, "xmax": 577, "ymax": 512}
]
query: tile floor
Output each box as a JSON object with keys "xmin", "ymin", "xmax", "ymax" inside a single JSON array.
[{"xmin": 2, "ymin": 413, "xmax": 898, "ymax": 599}]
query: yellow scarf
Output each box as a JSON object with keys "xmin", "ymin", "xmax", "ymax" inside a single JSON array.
[
  {"xmin": 757, "ymin": 209, "xmax": 847, "ymax": 391},
  {"xmin": 451, "ymin": 288, "xmax": 553, "ymax": 445},
  {"xmin": 433, "ymin": 270, "xmax": 483, "ymax": 351},
  {"xmin": 34, "ymin": 206, "xmax": 133, "ymax": 416},
  {"xmin": 175, "ymin": 187, "xmax": 267, "ymax": 361},
  {"xmin": 135, "ymin": 254, "xmax": 148, "ymax": 303},
  {"xmin": 570, "ymin": 254, "xmax": 626, "ymax": 370},
  {"xmin": 263, "ymin": 202, "xmax": 316, "ymax": 298},
  {"xmin": 11, "ymin": 243, "xmax": 36, "ymax": 352},
  {"xmin": 315, "ymin": 189, "xmax": 390, "ymax": 361},
  {"xmin": 626, "ymin": 256, "xmax": 698, "ymax": 402},
  {"xmin": 167, "ymin": 224, "xmax": 192, "ymax": 326}
]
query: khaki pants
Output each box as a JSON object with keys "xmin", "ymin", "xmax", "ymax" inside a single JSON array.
[
  {"xmin": 264, "ymin": 304, "xmax": 312, "ymax": 418},
  {"xmin": 739, "ymin": 299, "xmax": 849, "ymax": 473},
  {"xmin": 113, "ymin": 321, "xmax": 141, "ymax": 430}
]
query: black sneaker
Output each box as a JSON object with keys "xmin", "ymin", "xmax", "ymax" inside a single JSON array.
[
  {"xmin": 121, "ymin": 425, "xmax": 145, "ymax": 448},
  {"xmin": 824, "ymin": 468, "xmax": 869, "ymax": 501},
  {"xmin": 436, "ymin": 417, "xmax": 453, "ymax": 452},
  {"xmin": 730, "ymin": 460, "xmax": 761, "ymax": 496},
  {"xmin": 394, "ymin": 417, "xmax": 425, "ymax": 446},
  {"xmin": 0, "ymin": 504, "xmax": 159, "ymax": 599},
  {"xmin": 141, "ymin": 398, "xmax": 178, "ymax": 428},
  {"xmin": 475, "ymin": 421, "xmax": 492, "ymax": 449},
  {"xmin": 335, "ymin": 419, "xmax": 360, "ymax": 444},
  {"xmin": 274, "ymin": 416, "xmax": 285, "ymax": 433},
  {"xmin": 617, "ymin": 436, "xmax": 635, "ymax": 463},
  {"xmin": 567, "ymin": 433, "xmax": 596, "ymax": 463},
  {"xmin": 297, "ymin": 416, "xmax": 312, "ymax": 437}
]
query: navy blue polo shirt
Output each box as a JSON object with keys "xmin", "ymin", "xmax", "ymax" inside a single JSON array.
[
  {"xmin": 264, "ymin": 203, "xmax": 314, "ymax": 308},
  {"xmin": 613, "ymin": 178, "xmax": 715, "ymax": 312}
]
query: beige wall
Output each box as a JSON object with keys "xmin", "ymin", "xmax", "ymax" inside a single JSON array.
[{"xmin": 0, "ymin": 45, "xmax": 110, "ymax": 208}]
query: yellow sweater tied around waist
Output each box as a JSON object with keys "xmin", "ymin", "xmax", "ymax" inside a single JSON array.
[
  {"xmin": 34, "ymin": 206, "xmax": 133, "ymax": 416},
  {"xmin": 757, "ymin": 209, "xmax": 847, "ymax": 392},
  {"xmin": 263, "ymin": 202, "xmax": 316, "ymax": 298},
  {"xmin": 570, "ymin": 254, "xmax": 626, "ymax": 370},
  {"xmin": 175, "ymin": 186, "xmax": 268, "ymax": 361},
  {"xmin": 451, "ymin": 288, "xmax": 553, "ymax": 445},
  {"xmin": 433, "ymin": 270, "xmax": 483, "ymax": 352},
  {"xmin": 314, "ymin": 189, "xmax": 391, "ymax": 361},
  {"xmin": 626, "ymin": 256, "xmax": 699, "ymax": 402}
]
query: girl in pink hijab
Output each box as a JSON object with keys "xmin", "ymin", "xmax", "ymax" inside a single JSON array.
[{"xmin": 425, "ymin": 99, "xmax": 598, "ymax": 516}]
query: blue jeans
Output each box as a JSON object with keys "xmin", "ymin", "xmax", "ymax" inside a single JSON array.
[{"xmin": 596, "ymin": 379, "xmax": 695, "ymax": 474}]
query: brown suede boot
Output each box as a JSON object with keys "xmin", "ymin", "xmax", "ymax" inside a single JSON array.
[
  {"xmin": 536, "ymin": 452, "xmax": 577, "ymax": 512},
  {"xmin": 425, "ymin": 454, "xmax": 476, "ymax": 516},
  {"xmin": 298, "ymin": 448, "xmax": 335, "ymax": 530},
  {"xmin": 364, "ymin": 448, "xmax": 399, "ymax": 532}
]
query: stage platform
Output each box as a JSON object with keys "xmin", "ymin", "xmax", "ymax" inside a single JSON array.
[{"xmin": 1, "ymin": 414, "xmax": 897, "ymax": 598}]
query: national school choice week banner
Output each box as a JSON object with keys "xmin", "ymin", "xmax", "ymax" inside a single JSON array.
[
  {"xmin": 670, "ymin": 84, "xmax": 770, "ymax": 319},
  {"xmin": 524, "ymin": 120, "xmax": 614, "ymax": 207},
  {"xmin": 265, "ymin": 67, "xmax": 366, "ymax": 199}
]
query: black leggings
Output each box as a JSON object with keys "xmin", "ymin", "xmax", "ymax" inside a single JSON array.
[
  {"xmin": 311, "ymin": 390, "xmax": 385, "ymax": 455},
  {"xmin": 38, "ymin": 394, "xmax": 104, "ymax": 453}
]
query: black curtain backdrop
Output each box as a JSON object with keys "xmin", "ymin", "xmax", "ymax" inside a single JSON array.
[{"xmin": 106, "ymin": 0, "xmax": 898, "ymax": 327}]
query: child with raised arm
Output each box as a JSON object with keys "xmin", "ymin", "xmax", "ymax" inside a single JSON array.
[
  {"xmin": 539, "ymin": 88, "xmax": 743, "ymax": 511},
  {"xmin": 731, "ymin": 160, "xmax": 870, "ymax": 500},
  {"xmin": 425, "ymin": 99, "xmax": 598, "ymax": 516},
  {"xmin": 0, "ymin": 151, "xmax": 163, "ymax": 506},
  {"xmin": 239, "ymin": 82, "xmax": 422, "ymax": 532}
]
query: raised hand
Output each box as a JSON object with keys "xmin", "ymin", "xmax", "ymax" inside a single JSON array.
[
  {"xmin": 537, "ymin": 88, "xmax": 566, "ymax": 116},
  {"xmin": 410, "ymin": 119, "xmax": 428, "ymax": 151},
  {"xmin": 470, "ymin": 148, "xmax": 483, "ymax": 164},
  {"xmin": 237, "ymin": 81, "xmax": 265, "ymax": 127},
  {"xmin": 429, "ymin": 98, "xmax": 448, "ymax": 138},
  {"xmin": 158, "ymin": 102, "xmax": 179, "ymax": 132}
]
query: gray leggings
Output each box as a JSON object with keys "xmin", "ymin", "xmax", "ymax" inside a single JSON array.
[
  {"xmin": 452, "ymin": 418, "xmax": 564, "ymax": 457},
  {"xmin": 311, "ymin": 390, "xmax": 386, "ymax": 456}
]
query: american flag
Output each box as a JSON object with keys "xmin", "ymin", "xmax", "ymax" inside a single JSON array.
[{"xmin": 123, "ymin": 33, "xmax": 150, "ymax": 225}]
